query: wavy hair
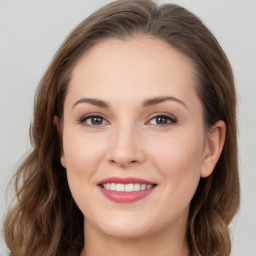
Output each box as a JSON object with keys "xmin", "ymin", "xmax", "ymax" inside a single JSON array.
[{"xmin": 4, "ymin": 0, "xmax": 240, "ymax": 255}]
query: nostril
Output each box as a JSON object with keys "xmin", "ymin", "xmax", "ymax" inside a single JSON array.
[{"xmin": 108, "ymin": 159, "xmax": 138, "ymax": 165}]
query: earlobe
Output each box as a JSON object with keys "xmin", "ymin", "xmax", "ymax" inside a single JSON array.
[
  {"xmin": 53, "ymin": 115, "xmax": 66, "ymax": 168},
  {"xmin": 201, "ymin": 120, "xmax": 226, "ymax": 178},
  {"xmin": 60, "ymin": 155, "xmax": 66, "ymax": 168},
  {"xmin": 53, "ymin": 115, "xmax": 61, "ymax": 133}
]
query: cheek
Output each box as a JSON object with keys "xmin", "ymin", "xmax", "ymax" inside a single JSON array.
[
  {"xmin": 151, "ymin": 129, "xmax": 204, "ymax": 169},
  {"xmin": 61, "ymin": 130, "xmax": 108, "ymax": 214},
  {"xmin": 149, "ymin": 131, "xmax": 205, "ymax": 201},
  {"xmin": 62, "ymin": 131, "xmax": 106, "ymax": 177}
]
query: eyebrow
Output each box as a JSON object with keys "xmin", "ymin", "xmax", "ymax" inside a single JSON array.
[
  {"xmin": 143, "ymin": 96, "xmax": 188, "ymax": 110},
  {"xmin": 72, "ymin": 96, "xmax": 188, "ymax": 110},
  {"xmin": 72, "ymin": 98, "xmax": 109, "ymax": 109}
]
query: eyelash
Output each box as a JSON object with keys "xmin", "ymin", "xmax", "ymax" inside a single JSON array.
[
  {"xmin": 78, "ymin": 113, "xmax": 177, "ymax": 128},
  {"xmin": 146, "ymin": 113, "xmax": 177, "ymax": 127},
  {"xmin": 78, "ymin": 113, "xmax": 109, "ymax": 127}
]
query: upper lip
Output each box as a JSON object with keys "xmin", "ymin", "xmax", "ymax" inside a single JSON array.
[{"xmin": 97, "ymin": 176, "xmax": 156, "ymax": 185}]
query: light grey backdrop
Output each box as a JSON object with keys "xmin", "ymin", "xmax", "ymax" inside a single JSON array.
[{"xmin": 0, "ymin": 1, "xmax": 255, "ymax": 255}]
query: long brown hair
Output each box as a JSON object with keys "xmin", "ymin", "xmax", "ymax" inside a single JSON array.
[{"xmin": 4, "ymin": 1, "xmax": 240, "ymax": 255}]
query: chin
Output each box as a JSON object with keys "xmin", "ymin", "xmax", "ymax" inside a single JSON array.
[
  {"xmin": 92, "ymin": 212, "xmax": 155, "ymax": 239},
  {"xmin": 101, "ymin": 224, "xmax": 152, "ymax": 239}
]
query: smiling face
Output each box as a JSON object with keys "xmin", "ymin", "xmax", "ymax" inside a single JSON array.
[{"xmin": 57, "ymin": 36, "xmax": 221, "ymax": 242}]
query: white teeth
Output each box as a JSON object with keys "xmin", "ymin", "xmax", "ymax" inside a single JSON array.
[
  {"xmin": 146, "ymin": 184, "xmax": 151, "ymax": 189},
  {"xmin": 125, "ymin": 183, "xmax": 134, "ymax": 192},
  {"xmin": 110, "ymin": 183, "xmax": 115, "ymax": 191},
  {"xmin": 134, "ymin": 183, "xmax": 140, "ymax": 191},
  {"xmin": 115, "ymin": 183, "xmax": 124, "ymax": 192},
  {"xmin": 102, "ymin": 183, "xmax": 154, "ymax": 192},
  {"xmin": 140, "ymin": 184, "xmax": 146, "ymax": 190}
]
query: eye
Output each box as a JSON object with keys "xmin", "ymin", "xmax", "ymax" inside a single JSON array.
[
  {"xmin": 147, "ymin": 114, "xmax": 177, "ymax": 126},
  {"xmin": 79, "ymin": 115, "xmax": 109, "ymax": 127}
]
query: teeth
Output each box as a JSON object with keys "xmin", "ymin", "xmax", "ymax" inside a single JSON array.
[
  {"xmin": 116, "ymin": 183, "xmax": 124, "ymax": 192},
  {"xmin": 110, "ymin": 183, "xmax": 115, "ymax": 191},
  {"xmin": 125, "ymin": 183, "xmax": 133, "ymax": 192},
  {"xmin": 134, "ymin": 183, "xmax": 140, "ymax": 191},
  {"xmin": 140, "ymin": 184, "xmax": 146, "ymax": 190},
  {"xmin": 102, "ymin": 183, "xmax": 153, "ymax": 192}
]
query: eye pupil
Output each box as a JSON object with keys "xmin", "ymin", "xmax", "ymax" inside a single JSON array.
[
  {"xmin": 91, "ymin": 117, "xmax": 103, "ymax": 125},
  {"xmin": 156, "ymin": 116, "xmax": 168, "ymax": 124}
]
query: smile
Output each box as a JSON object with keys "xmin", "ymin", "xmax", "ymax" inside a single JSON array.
[
  {"xmin": 97, "ymin": 177, "xmax": 157, "ymax": 203},
  {"xmin": 101, "ymin": 183, "xmax": 154, "ymax": 192}
]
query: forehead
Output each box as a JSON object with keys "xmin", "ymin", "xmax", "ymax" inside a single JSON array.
[{"xmin": 66, "ymin": 36, "xmax": 199, "ymax": 109}]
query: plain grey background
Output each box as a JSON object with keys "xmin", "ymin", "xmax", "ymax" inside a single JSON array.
[{"xmin": 0, "ymin": 1, "xmax": 255, "ymax": 255}]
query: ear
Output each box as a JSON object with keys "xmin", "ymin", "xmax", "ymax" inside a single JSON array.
[
  {"xmin": 53, "ymin": 115, "xmax": 66, "ymax": 168},
  {"xmin": 201, "ymin": 120, "xmax": 226, "ymax": 178}
]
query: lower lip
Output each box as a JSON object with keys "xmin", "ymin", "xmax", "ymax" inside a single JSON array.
[{"xmin": 98, "ymin": 186, "xmax": 156, "ymax": 203}]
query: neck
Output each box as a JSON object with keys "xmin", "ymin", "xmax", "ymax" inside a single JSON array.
[{"xmin": 80, "ymin": 219, "xmax": 190, "ymax": 256}]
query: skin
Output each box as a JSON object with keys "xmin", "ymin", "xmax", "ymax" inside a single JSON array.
[{"xmin": 54, "ymin": 36, "xmax": 226, "ymax": 256}]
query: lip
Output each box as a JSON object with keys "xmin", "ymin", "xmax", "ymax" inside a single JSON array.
[
  {"xmin": 97, "ymin": 176, "xmax": 157, "ymax": 203},
  {"xmin": 97, "ymin": 176, "xmax": 155, "ymax": 185}
]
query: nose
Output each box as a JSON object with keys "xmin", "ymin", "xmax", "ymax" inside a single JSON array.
[{"xmin": 106, "ymin": 125, "xmax": 146, "ymax": 168}]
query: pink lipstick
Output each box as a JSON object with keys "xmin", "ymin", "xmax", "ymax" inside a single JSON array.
[{"xmin": 97, "ymin": 177, "xmax": 157, "ymax": 203}]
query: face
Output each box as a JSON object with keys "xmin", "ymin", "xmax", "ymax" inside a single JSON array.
[{"xmin": 58, "ymin": 36, "xmax": 213, "ymax": 240}]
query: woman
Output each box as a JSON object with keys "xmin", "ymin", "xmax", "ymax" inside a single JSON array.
[{"xmin": 4, "ymin": 0, "xmax": 240, "ymax": 255}]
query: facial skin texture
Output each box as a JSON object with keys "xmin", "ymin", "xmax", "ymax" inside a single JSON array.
[{"xmin": 55, "ymin": 36, "xmax": 226, "ymax": 256}]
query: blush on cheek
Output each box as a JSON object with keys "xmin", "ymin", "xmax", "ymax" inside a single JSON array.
[
  {"xmin": 64, "ymin": 136, "xmax": 106, "ymax": 178},
  {"xmin": 156, "ymin": 137, "xmax": 203, "ymax": 198}
]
